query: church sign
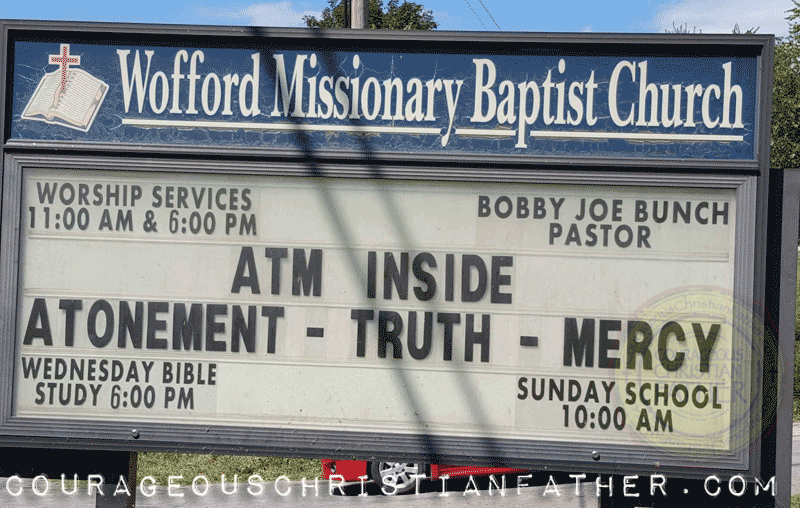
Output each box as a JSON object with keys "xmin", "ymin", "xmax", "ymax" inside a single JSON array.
[
  {"xmin": 9, "ymin": 37, "xmax": 759, "ymax": 163},
  {"xmin": 0, "ymin": 21, "xmax": 777, "ymax": 480}
]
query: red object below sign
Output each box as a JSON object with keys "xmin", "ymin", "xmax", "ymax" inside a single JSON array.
[{"xmin": 321, "ymin": 459, "xmax": 526, "ymax": 494}]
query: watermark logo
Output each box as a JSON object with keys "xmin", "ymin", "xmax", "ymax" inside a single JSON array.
[{"xmin": 614, "ymin": 285, "xmax": 770, "ymax": 458}]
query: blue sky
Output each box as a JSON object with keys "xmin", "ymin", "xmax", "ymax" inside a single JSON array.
[{"xmin": 0, "ymin": 0, "xmax": 795, "ymax": 36}]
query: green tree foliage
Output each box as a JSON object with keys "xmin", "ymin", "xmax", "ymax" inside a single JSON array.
[
  {"xmin": 772, "ymin": 1, "xmax": 800, "ymax": 168},
  {"xmin": 667, "ymin": 22, "xmax": 701, "ymax": 34},
  {"xmin": 304, "ymin": 0, "xmax": 437, "ymax": 30},
  {"xmin": 733, "ymin": 24, "xmax": 758, "ymax": 34},
  {"xmin": 666, "ymin": 22, "xmax": 759, "ymax": 34}
]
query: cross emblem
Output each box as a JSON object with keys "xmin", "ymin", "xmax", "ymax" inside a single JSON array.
[{"xmin": 48, "ymin": 44, "xmax": 80, "ymax": 94}]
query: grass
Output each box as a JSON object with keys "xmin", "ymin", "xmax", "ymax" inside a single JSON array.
[{"xmin": 137, "ymin": 453, "xmax": 321, "ymax": 484}]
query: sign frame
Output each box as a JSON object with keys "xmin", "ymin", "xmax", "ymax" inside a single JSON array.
[
  {"xmin": 0, "ymin": 154, "xmax": 763, "ymax": 476},
  {"xmin": 0, "ymin": 20, "xmax": 781, "ymax": 484}
]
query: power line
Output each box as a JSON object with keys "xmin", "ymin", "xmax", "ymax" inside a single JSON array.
[
  {"xmin": 461, "ymin": 0, "xmax": 488, "ymax": 30},
  {"xmin": 475, "ymin": 0, "xmax": 501, "ymax": 30}
]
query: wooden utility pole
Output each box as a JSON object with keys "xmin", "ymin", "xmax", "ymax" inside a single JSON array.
[{"xmin": 351, "ymin": 0, "xmax": 367, "ymax": 28}]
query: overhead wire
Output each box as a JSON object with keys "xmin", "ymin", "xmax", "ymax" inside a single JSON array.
[
  {"xmin": 461, "ymin": 0, "xmax": 488, "ymax": 30},
  {"xmin": 475, "ymin": 0, "xmax": 501, "ymax": 30}
]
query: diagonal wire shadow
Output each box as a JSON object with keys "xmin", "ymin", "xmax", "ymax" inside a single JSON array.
[{"xmin": 249, "ymin": 25, "xmax": 511, "ymax": 468}]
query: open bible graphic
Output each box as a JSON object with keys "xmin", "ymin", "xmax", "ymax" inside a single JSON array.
[{"xmin": 22, "ymin": 44, "xmax": 108, "ymax": 132}]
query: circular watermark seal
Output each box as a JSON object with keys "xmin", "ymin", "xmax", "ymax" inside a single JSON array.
[{"xmin": 614, "ymin": 285, "xmax": 774, "ymax": 458}]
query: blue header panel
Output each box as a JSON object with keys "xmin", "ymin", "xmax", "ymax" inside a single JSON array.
[{"xmin": 9, "ymin": 37, "xmax": 760, "ymax": 161}]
